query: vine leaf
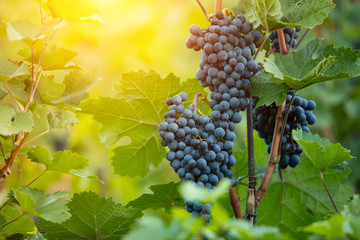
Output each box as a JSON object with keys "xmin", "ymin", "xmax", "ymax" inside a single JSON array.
[
  {"xmin": 38, "ymin": 192, "xmax": 143, "ymax": 240},
  {"xmin": 47, "ymin": 106, "xmax": 79, "ymax": 129},
  {"xmin": 36, "ymin": 75, "xmax": 65, "ymax": 104},
  {"xmin": 257, "ymin": 157, "xmax": 353, "ymax": 239},
  {"xmin": 292, "ymin": 130, "xmax": 354, "ymax": 172},
  {"xmin": 81, "ymin": 70, "xmax": 206, "ymax": 177},
  {"xmin": 303, "ymin": 214, "xmax": 350, "ymax": 238},
  {"xmin": 25, "ymin": 146, "xmax": 99, "ymax": 181},
  {"xmin": 55, "ymin": 70, "xmax": 101, "ymax": 106},
  {"xmin": 250, "ymin": 71, "xmax": 290, "ymax": 106},
  {"xmin": 0, "ymin": 205, "xmax": 35, "ymax": 236},
  {"xmin": 18, "ymin": 44, "xmax": 80, "ymax": 71},
  {"xmin": 234, "ymin": 0, "xmax": 283, "ymax": 32},
  {"xmin": 5, "ymin": 20, "xmax": 66, "ymax": 42},
  {"xmin": 278, "ymin": 0, "xmax": 334, "ymax": 29},
  {"xmin": 127, "ymin": 182, "xmax": 184, "ymax": 212},
  {"xmin": 11, "ymin": 187, "xmax": 69, "ymax": 223},
  {"xmin": 234, "ymin": 0, "xmax": 334, "ymax": 31},
  {"xmin": 264, "ymin": 39, "xmax": 360, "ymax": 90},
  {"xmin": 0, "ymin": 105, "xmax": 33, "ymax": 136},
  {"xmin": 0, "ymin": 59, "xmax": 30, "ymax": 81}
]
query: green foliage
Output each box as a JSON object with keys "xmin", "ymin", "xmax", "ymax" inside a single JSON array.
[
  {"xmin": 58, "ymin": 70, "xmax": 101, "ymax": 106},
  {"xmin": 257, "ymin": 157, "xmax": 353, "ymax": 239},
  {"xmin": 293, "ymin": 130, "xmax": 354, "ymax": 172},
  {"xmin": 81, "ymin": 70, "xmax": 206, "ymax": 177},
  {"xmin": 251, "ymin": 40, "xmax": 360, "ymax": 105},
  {"xmin": 304, "ymin": 195, "xmax": 360, "ymax": 239},
  {"xmin": 11, "ymin": 187, "xmax": 69, "ymax": 223},
  {"xmin": 25, "ymin": 145, "xmax": 98, "ymax": 181},
  {"xmin": 0, "ymin": 105, "xmax": 33, "ymax": 136},
  {"xmin": 234, "ymin": 0, "xmax": 334, "ymax": 31},
  {"xmin": 127, "ymin": 182, "xmax": 184, "ymax": 212},
  {"xmin": 250, "ymin": 71, "xmax": 290, "ymax": 106},
  {"xmin": 18, "ymin": 44, "xmax": 80, "ymax": 71},
  {"xmin": 38, "ymin": 192, "xmax": 143, "ymax": 240},
  {"xmin": 0, "ymin": 205, "xmax": 35, "ymax": 236},
  {"xmin": 47, "ymin": 107, "xmax": 79, "ymax": 129},
  {"xmin": 0, "ymin": 59, "xmax": 29, "ymax": 81}
]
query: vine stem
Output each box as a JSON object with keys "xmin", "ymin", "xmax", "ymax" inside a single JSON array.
[
  {"xmin": 293, "ymin": 29, "xmax": 309, "ymax": 51},
  {"xmin": 23, "ymin": 129, "xmax": 50, "ymax": 147},
  {"xmin": 196, "ymin": 0, "xmax": 210, "ymax": 21},
  {"xmin": 229, "ymin": 187, "xmax": 243, "ymax": 219},
  {"xmin": 26, "ymin": 169, "xmax": 47, "ymax": 187},
  {"xmin": 256, "ymin": 103, "xmax": 285, "ymax": 204},
  {"xmin": 192, "ymin": 93, "xmax": 211, "ymax": 113},
  {"xmin": 320, "ymin": 173, "xmax": 338, "ymax": 212},
  {"xmin": 254, "ymin": 34, "xmax": 269, "ymax": 61},
  {"xmin": 0, "ymin": 132, "xmax": 30, "ymax": 178},
  {"xmin": 215, "ymin": 0, "xmax": 222, "ymax": 12},
  {"xmin": 246, "ymin": 97, "xmax": 256, "ymax": 224},
  {"xmin": 276, "ymin": 90, "xmax": 297, "ymax": 160},
  {"xmin": 4, "ymin": 79, "xmax": 22, "ymax": 112},
  {"xmin": 0, "ymin": 141, "xmax": 7, "ymax": 160},
  {"xmin": 289, "ymin": 28, "xmax": 296, "ymax": 52},
  {"xmin": 277, "ymin": 29, "xmax": 288, "ymax": 54}
]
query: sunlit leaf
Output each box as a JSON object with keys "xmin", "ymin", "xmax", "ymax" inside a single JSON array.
[
  {"xmin": 0, "ymin": 205, "xmax": 35, "ymax": 236},
  {"xmin": 47, "ymin": 106, "xmax": 79, "ymax": 129},
  {"xmin": 26, "ymin": 146, "xmax": 98, "ymax": 181},
  {"xmin": 0, "ymin": 59, "xmax": 30, "ymax": 81},
  {"xmin": 38, "ymin": 192, "xmax": 143, "ymax": 239},
  {"xmin": 36, "ymin": 75, "xmax": 65, "ymax": 104},
  {"xmin": 12, "ymin": 187, "xmax": 69, "ymax": 223},
  {"xmin": 55, "ymin": 70, "xmax": 101, "ymax": 106},
  {"xmin": 81, "ymin": 70, "xmax": 207, "ymax": 177},
  {"xmin": 0, "ymin": 105, "xmax": 33, "ymax": 136}
]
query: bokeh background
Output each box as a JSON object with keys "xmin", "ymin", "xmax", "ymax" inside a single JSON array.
[{"xmin": 0, "ymin": 0, "xmax": 359, "ymax": 206}]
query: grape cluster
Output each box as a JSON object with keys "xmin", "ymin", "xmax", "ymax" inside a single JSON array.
[
  {"xmin": 269, "ymin": 27, "xmax": 302, "ymax": 53},
  {"xmin": 158, "ymin": 92, "xmax": 239, "ymax": 220},
  {"xmin": 253, "ymin": 91, "xmax": 317, "ymax": 169},
  {"xmin": 158, "ymin": 12, "xmax": 262, "ymax": 220}
]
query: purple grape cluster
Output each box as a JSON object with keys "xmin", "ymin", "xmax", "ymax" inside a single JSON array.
[
  {"xmin": 253, "ymin": 91, "xmax": 317, "ymax": 169},
  {"xmin": 157, "ymin": 11, "xmax": 264, "ymax": 220}
]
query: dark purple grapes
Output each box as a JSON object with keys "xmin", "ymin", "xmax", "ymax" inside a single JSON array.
[
  {"xmin": 269, "ymin": 27, "xmax": 302, "ymax": 53},
  {"xmin": 253, "ymin": 91, "xmax": 317, "ymax": 169}
]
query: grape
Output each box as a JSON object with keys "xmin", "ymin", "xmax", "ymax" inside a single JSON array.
[
  {"xmin": 215, "ymin": 127, "xmax": 226, "ymax": 138},
  {"xmin": 253, "ymin": 92, "xmax": 317, "ymax": 169},
  {"xmin": 270, "ymin": 27, "xmax": 302, "ymax": 52}
]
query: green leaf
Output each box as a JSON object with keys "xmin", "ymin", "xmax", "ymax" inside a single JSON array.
[
  {"xmin": 35, "ymin": 75, "xmax": 65, "ymax": 104},
  {"xmin": 0, "ymin": 105, "xmax": 33, "ymax": 136},
  {"xmin": 0, "ymin": 59, "xmax": 30, "ymax": 81},
  {"xmin": 180, "ymin": 178, "xmax": 232, "ymax": 203},
  {"xmin": 5, "ymin": 21, "xmax": 67, "ymax": 42},
  {"xmin": 233, "ymin": 0, "xmax": 283, "ymax": 31},
  {"xmin": 0, "ymin": 206, "xmax": 35, "ymax": 236},
  {"xmin": 257, "ymin": 157, "xmax": 353, "ymax": 239},
  {"xmin": 303, "ymin": 214, "xmax": 351, "ymax": 238},
  {"xmin": 57, "ymin": 71, "xmax": 101, "ymax": 106},
  {"xmin": 278, "ymin": 0, "xmax": 335, "ymax": 29},
  {"xmin": 47, "ymin": 106, "xmax": 79, "ymax": 129},
  {"xmin": 12, "ymin": 187, "xmax": 69, "ymax": 223},
  {"xmin": 81, "ymin": 70, "xmax": 207, "ymax": 177},
  {"xmin": 38, "ymin": 192, "xmax": 143, "ymax": 240},
  {"xmin": 292, "ymin": 130, "xmax": 354, "ymax": 172},
  {"xmin": 263, "ymin": 40, "xmax": 360, "ymax": 90},
  {"xmin": 250, "ymin": 71, "xmax": 290, "ymax": 106},
  {"xmin": 127, "ymin": 182, "xmax": 183, "ymax": 211},
  {"xmin": 234, "ymin": 0, "xmax": 334, "ymax": 31},
  {"xmin": 29, "ymin": 232, "xmax": 46, "ymax": 240},
  {"xmin": 18, "ymin": 44, "xmax": 80, "ymax": 71},
  {"xmin": 26, "ymin": 146, "xmax": 98, "ymax": 181}
]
